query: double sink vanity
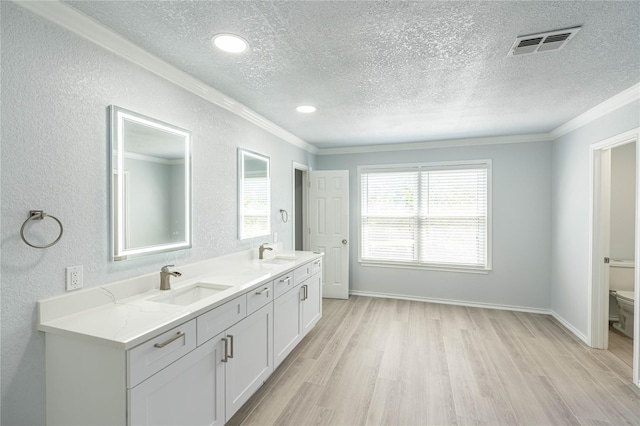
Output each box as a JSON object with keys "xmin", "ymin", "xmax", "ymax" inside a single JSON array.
[{"xmin": 38, "ymin": 248, "xmax": 323, "ymax": 425}]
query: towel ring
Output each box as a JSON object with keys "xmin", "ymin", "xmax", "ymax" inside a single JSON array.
[
  {"xmin": 20, "ymin": 210, "xmax": 64, "ymax": 249},
  {"xmin": 279, "ymin": 209, "xmax": 289, "ymax": 223}
]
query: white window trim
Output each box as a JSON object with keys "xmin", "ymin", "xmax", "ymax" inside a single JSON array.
[{"xmin": 357, "ymin": 159, "xmax": 492, "ymax": 273}]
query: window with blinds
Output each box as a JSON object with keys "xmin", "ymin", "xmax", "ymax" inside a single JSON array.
[{"xmin": 359, "ymin": 161, "xmax": 491, "ymax": 271}]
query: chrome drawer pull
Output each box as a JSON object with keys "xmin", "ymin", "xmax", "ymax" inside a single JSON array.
[
  {"xmin": 228, "ymin": 334, "xmax": 234, "ymax": 359},
  {"xmin": 154, "ymin": 331, "xmax": 185, "ymax": 348},
  {"xmin": 256, "ymin": 287, "xmax": 270, "ymax": 295},
  {"xmin": 280, "ymin": 277, "xmax": 291, "ymax": 284}
]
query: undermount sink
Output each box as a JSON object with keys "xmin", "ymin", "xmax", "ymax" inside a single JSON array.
[
  {"xmin": 149, "ymin": 283, "xmax": 232, "ymax": 306},
  {"xmin": 262, "ymin": 255, "xmax": 297, "ymax": 265}
]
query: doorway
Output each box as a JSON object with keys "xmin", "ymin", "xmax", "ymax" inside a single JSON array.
[
  {"xmin": 292, "ymin": 162, "xmax": 309, "ymax": 251},
  {"xmin": 590, "ymin": 128, "xmax": 639, "ymax": 387}
]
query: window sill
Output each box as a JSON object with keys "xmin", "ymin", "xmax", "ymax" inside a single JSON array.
[{"xmin": 359, "ymin": 260, "xmax": 491, "ymax": 275}]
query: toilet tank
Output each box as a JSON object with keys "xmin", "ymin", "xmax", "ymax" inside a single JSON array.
[{"xmin": 610, "ymin": 260, "xmax": 635, "ymax": 291}]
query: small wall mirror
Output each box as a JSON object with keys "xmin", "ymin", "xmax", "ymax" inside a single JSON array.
[
  {"xmin": 110, "ymin": 106, "xmax": 192, "ymax": 261},
  {"xmin": 238, "ymin": 149, "xmax": 271, "ymax": 240}
]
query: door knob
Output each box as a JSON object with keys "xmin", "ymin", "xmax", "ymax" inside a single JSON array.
[{"xmin": 342, "ymin": 239, "xmax": 348, "ymax": 245}]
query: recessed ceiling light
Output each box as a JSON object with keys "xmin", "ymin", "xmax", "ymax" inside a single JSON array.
[
  {"xmin": 296, "ymin": 105, "xmax": 316, "ymax": 113},
  {"xmin": 212, "ymin": 34, "xmax": 248, "ymax": 53}
]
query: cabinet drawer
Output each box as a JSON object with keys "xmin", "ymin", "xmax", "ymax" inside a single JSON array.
[
  {"xmin": 197, "ymin": 294, "xmax": 246, "ymax": 345},
  {"xmin": 247, "ymin": 282, "xmax": 274, "ymax": 315},
  {"xmin": 294, "ymin": 263, "xmax": 312, "ymax": 286},
  {"xmin": 311, "ymin": 257, "xmax": 322, "ymax": 275},
  {"xmin": 128, "ymin": 319, "xmax": 197, "ymax": 388},
  {"xmin": 274, "ymin": 273, "xmax": 295, "ymax": 298}
]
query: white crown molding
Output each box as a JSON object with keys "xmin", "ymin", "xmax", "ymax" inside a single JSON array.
[
  {"xmin": 12, "ymin": 1, "xmax": 639, "ymax": 157},
  {"xmin": 316, "ymin": 133, "xmax": 553, "ymax": 155},
  {"xmin": 14, "ymin": 0, "xmax": 319, "ymax": 155},
  {"xmin": 551, "ymin": 83, "xmax": 640, "ymax": 139}
]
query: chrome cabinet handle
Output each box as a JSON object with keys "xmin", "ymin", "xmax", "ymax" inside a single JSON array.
[
  {"xmin": 280, "ymin": 276, "xmax": 291, "ymax": 284},
  {"xmin": 154, "ymin": 331, "xmax": 185, "ymax": 348},
  {"xmin": 221, "ymin": 337, "xmax": 229, "ymax": 363},
  {"xmin": 256, "ymin": 287, "xmax": 270, "ymax": 295},
  {"xmin": 228, "ymin": 334, "xmax": 234, "ymax": 359},
  {"xmin": 301, "ymin": 284, "xmax": 308, "ymax": 301},
  {"xmin": 314, "ymin": 260, "xmax": 321, "ymax": 265}
]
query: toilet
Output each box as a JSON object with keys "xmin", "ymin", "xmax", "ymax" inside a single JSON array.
[{"xmin": 609, "ymin": 260, "xmax": 635, "ymax": 339}]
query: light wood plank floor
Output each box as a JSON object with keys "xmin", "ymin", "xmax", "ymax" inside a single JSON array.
[
  {"xmin": 608, "ymin": 325, "xmax": 634, "ymax": 368},
  {"xmin": 229, "ymin": 296, "xmax": 640, "ymax": 426}
]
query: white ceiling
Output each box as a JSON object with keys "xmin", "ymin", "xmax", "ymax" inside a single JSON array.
[{"xmin": 64, "ymin": 1, "xmax": 640, "ymax": 149}]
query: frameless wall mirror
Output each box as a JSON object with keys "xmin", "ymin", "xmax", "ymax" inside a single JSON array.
[
  {"xmin": 110, "ymin": 106, "xmax": 192, "ymax": 261},
  {"xmin": 238, "ymin": 149, "xmax": 271, "ymax": 240}
]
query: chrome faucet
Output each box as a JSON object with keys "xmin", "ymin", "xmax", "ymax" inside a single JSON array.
[
  {"xmin": 259, "ymin": 243, "xmax": 273, "ymax": 260},
  {"xmin": 160, "ymin": 265, "xmax": 182, "ymax": 291}
]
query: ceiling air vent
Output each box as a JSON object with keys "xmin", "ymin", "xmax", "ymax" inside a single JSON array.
[{"xmin": 508, "ymin": 26, "xmax": 581, "ymax": 57}]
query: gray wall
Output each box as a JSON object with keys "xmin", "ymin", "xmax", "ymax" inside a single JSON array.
[
  {"xmin": 0, "ymin": 3, "xmax": 314, "ymax": 424},
  {"xmin": 317, "ymin": 140, "xmax": 553, "ymax": 310},
  {"xmin": 551, "ymin": 100, "xmax": 640, "ymax": 336},
  {"xmin": 610, "ymin": 142, "xmax": 636, "ymax": 260}
]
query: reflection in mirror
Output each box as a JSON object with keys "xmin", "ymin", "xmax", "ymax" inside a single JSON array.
[
  {"xmin": 238, "ymin": 149, "xmax": 271, "ymax": 240},
  {"xmin": 110, "ymin": 106, "xmax": 192, "ymax": 261}
]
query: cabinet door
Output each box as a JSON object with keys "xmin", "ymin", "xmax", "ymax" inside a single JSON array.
[
  {"xmin": 273, "ymin": 284, "xmax": 303, "ymax": 368},
  {"xmin": 224, "ymin": 302, "xmax": 273, "ymax": 421},
  {"xmin": 128, "ymin": 333, "xmax": 225, "ymax": 426},
  {"xmin": 302, "ymin": 273, "xmax": 322, "ymax": 336}
]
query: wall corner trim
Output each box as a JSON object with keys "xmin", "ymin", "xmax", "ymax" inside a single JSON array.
[
  {"xmin": 13, "ymin": 0, "xmax": 319, "ymax": 155},
  {"xmin": 550, "ymin": 310, "xmax": 590, "ymax": 346},
  {"xmin": 550, "ymin": 83, "xmax": 640, "ymax": 139}
]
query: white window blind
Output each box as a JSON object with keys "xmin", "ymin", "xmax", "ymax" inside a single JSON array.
[{"xmin": 360, "ymin": 161, "xmax": 490, "ymax": 271}]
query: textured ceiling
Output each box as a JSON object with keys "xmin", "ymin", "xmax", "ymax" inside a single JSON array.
[{"xmin": 64, "ymin": 1, "xmax": 640, "ymax": 149}]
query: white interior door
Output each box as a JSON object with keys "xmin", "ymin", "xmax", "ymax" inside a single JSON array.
[{"xmin": 310, "ymin": 170, "xmax": 349, "ymax": 299}]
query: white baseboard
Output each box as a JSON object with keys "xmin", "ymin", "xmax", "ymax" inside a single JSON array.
[
  {"xmin": 348, "ymin": 290, "xmax": 551, "ymax": 315},
  {"xmin": 348, "ymin": 291, "xmax": 594, "ymax": 345},
  {"xmin": 550, "ymin": 310, "xmax": 590, "ymax": 345}
]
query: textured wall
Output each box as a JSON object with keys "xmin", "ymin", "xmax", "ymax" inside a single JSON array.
[
  {"xmin": 317, "ymin": 140, "xmax": 553, "ymax": 310},
  {"xmin": 551, "ymin": 101, "xmax": 640, "ymax": 336},
  {"xmin": 0, "ymin": 3, "xmax": 314, "ymax": 424}
]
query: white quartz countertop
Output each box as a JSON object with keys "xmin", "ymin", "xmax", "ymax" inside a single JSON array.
[{"xmin": 38, "ymin": 250, "xmax": 323, "ymax": 350}]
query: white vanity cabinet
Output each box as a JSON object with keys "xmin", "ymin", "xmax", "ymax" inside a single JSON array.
[
  {"xmin": 223, "ymin": 302, "xmax": 273, "ymax": 419},
  {"xmin": 273, "ymin": 281, "xmax": 303, "ymax": 368},
  {"xmin": 41, "ymin": 254, "xmax": 322, "ymax": 426},
  {"xmin": 297, "ymin": 258, "xmax": 323, "ymax": 336},
  {"xmin": 128, "ymin": 332, "xmax": 226, "ymax": 426},
  {"xmin": 273, "ymin": 260, "xmax": 323, "ymax": 368},
  {"xmin": 195, "ymin": 290, "xmax": 274, "ymax": 422},
  {"xmin": 301, "ymin": 271, "xmax": 322, "ymax": 335}
]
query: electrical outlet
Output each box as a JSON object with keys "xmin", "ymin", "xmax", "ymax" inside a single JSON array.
[{"xmin": 66, "ymin": 265, "xmax": 83, "ymax": 291}]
